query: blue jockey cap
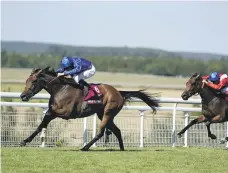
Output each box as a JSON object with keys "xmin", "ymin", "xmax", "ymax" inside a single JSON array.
[
  {"xmin": 61, "ymin": 56, "xmax": 72, "ymax": 68},
  {"xmin": 208, "ymin": 72, "xmax": 220, "ymax": 82}
]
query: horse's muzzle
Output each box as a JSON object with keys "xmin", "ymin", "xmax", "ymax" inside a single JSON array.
[
  {"xmin": 20, "ymin": 93, "xmax": 29, "ymax": 102},
  {"xmin": 181, "ymin": 92, "xmax": 189, "ymax": 100}
]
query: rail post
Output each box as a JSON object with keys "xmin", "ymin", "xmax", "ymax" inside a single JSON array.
[
  {"xmin": 92, "ymin": 114, "xmax": 97, "ymax": 147},
  {"xmin": 139, "ymin": 110, "xmax": 145, "ymax": 148},
  {"xmin": 172, "ymin": 103, "xmax": 177, "ymax": 147},
  {"xmin": 226, "ymin": 122, "xmax": 228, "ymax": 148},
  {"xmin": 83, "ymin": 117, "xmax": 87, "ymax": 146},
  {"xmin": 183, "ymin": 111, "xmax": 189, "ymax": 147}
]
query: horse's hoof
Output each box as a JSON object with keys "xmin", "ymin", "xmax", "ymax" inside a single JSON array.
[
  {"xmin": 80, "ymin": 147, "xmax": 89, "ymax": 151},
  {"xmin": 209, "ymin": 134, "xmax": 217, "ymax": 140},
  {"xmin": 220, "ymin": 138, "xmax": 226, "ymax": 144},
  {"xmin": 177, "ymin": 133, "xmax": 182, "ymax": 138},
  {"xmin": 20, "ymin": 141, "xmax": 26, "ymax": 146}
]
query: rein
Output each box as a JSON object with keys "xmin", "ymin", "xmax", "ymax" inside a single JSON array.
[{"xmin": 48, "ymin": 76, "xmax": 59, "ymax": 85}]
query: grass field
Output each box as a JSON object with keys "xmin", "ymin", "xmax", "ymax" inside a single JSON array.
[
  {"xmin": 2, "ymin": 147, "xmax": 228, "ymax": 173},
  {"xmin": 1, "ymin": 68, "xmax": 188, "ymax": 85}
]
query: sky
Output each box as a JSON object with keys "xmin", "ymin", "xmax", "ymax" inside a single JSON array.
[{"xmin": 1, "ymin": 1, "xmax": 228, "ymax": 54}]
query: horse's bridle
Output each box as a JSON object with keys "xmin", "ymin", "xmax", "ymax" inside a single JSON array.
[{"xmin": 188, "ymin": 77, "xmax": 206, "ymax": 97}]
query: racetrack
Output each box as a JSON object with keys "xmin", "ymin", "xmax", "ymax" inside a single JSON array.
[
  {"xmin": 2, "ymin": 69, "xmax": 225, "ymax": 173},
  {"xmin": 2, "ymin": 147, "xmax": 227, "ymax": 173}
]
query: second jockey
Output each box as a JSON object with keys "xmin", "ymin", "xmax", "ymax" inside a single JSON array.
[
  {"xmin": 56, "ymin": 56, "xmax": 102, "ymax": 99},
  {"xmin": 202, "ymin": 72, "xmax": 228, "ymax": 99}
]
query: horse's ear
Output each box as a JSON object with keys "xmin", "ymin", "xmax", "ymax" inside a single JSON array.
[
  {"xmin": 32, "ymin": 68, "xmax": 38, "ymax": 73},
  {"xmin": 195, "ymin": 73, "xmax": 201, "ymax": 79},
  {"xmin": 49, "ymin": 67, "xmax": 56, "ymax": 73},
  {"xmin": 191, "ymin": 72, "xmax": 198, "ymax": 78},
  {"xmin": 31, "ymin": 68, "xmax": 41, "ymax": 75},
  {"xmin": 191, "ymin": 72, "xmax": 201, "ymax": 80}
]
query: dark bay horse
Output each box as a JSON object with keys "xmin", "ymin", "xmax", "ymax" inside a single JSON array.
[
  {"xmin": 20, "ymin": 67, "xmax": 160, "ymax": 151},
  {"xmin": 178, "ymin": 73, "xmax": 228, "ymax": 142}
]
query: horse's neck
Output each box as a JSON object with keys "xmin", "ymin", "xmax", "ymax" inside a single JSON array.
[
  {"xmin": 43, "ymin": 76, "xmax": 66, "ymax": 95},
  {"xmin": 199, "ymin": 86, "xmax": 217, "ymax": 104},
  {"xmin": 43, "ymin": 82, "xmax": 61, "ymax": 96},
  {"xmin": 44, "ymin": 76, "xmax": 81, "ymax": 96}
]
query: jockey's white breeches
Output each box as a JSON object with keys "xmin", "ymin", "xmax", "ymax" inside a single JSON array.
[
  {"xmin": 73, "ymin": 65, "xmax": 96, "ymax": 83},
  {"xmin": 221, "ymin": 87, "xmax": 228, "ymax": 95}
]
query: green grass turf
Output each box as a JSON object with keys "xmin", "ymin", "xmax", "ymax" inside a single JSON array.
[{"xmin": 1, "ymin": 147, "xmax": 227, "ymax": 173}]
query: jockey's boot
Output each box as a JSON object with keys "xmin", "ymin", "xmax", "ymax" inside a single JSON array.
[{"xmin": 78, "ymin": 79, "xmax": 90, "ymax": 90}]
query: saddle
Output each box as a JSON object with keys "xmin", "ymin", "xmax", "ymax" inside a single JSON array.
[
  {"xmin": 60, "ymin": 76, "xmax": 103, "ymax": 104},
  {"xmin": 76, "ymin": 83, "xmax": 104, "ymax": 117},
  {"xmin": 216, "ymin": 92, "xmax": 228, "ymax": 101},
  {"xmin": 83, "ymin": 83, "xmax": 103, "ymax": 104}
]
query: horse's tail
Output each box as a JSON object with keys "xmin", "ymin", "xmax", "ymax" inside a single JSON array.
[{"xmin": 119, "ymin": 89, "xmax": 160, "ymax": 114}]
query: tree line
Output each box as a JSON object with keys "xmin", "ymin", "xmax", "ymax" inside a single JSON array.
[{"xmin": 1, "ymin": 50, "xmax": 227, "ymax": 77}]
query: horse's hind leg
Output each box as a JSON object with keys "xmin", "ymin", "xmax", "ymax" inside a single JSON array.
[
  {"xmin": 80, "ymin": 113, "xmax": 111, "ymax": 151},
  {"xmin": 107, "ymin": 121, "xmax": 124, "ymax": 151},
  {"xmin": 207, "ymin": 114, "xmax": 227, "ymax": 140},
  {"xmin": 177, "ymin": 115, "xmax": 207, "ymax": 138}
]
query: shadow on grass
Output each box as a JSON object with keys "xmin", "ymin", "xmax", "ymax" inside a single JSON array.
[
  {"xmin": 60, "ymin": 148, "xmax": 144, "ymax": 152},
  {"xmin": 58, "ymin": 148, "xmax": 176, "ymax": 152}
]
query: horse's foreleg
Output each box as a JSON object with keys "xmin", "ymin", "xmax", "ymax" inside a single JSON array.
[
  {"xmin": 177, "ymin": 115, "xmax": 207, "ymax": 138},
  {"xmin": 20, "ymin": 112, "xmax": 55, "ymax": 146},
  {"xmin": 205, "ymin": 122, "xmax": 217, "ymax": 139}
]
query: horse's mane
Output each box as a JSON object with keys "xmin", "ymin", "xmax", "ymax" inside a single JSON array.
[
  {"xmin": 44, "ymin": 67, "xmax": 80, "ymax": 87},
  {"xmin": 31, "ymin": 67, "xmax": 80, "ymax": 88}
]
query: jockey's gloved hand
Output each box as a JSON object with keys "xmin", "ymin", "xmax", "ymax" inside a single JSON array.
[
  {"xmin": 57, "ymin": 73, "xmax": 65, "ymax": 77},
  {"xmin": 202, "ymin": 79, "xmax": 208, "ymax": 84}
]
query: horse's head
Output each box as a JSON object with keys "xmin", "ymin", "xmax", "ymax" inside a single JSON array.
[
  {"xmin": 181, "ymin": 72, "xmax": 203, "ymax": 100},
  {"xmin": 20, "ymin": 67, "xmax": 55, "ymax": 101}
]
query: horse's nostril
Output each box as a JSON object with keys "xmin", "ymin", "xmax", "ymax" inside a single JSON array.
[{"xmin": 181, "ymin": 93, "xmax": 188, "ymax": 99}]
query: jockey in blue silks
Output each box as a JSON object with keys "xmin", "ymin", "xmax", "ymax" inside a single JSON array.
[{"xmin": 56, "ymin": 56, "xmax": 96, "ymax": 89}]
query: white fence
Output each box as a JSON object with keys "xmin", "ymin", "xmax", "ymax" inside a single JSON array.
[{"xmin": 1, "ymin": 92, "xmax": 228, "ymax": 148}]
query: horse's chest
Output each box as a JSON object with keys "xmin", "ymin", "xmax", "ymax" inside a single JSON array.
[{"xmin": 202, "ymin": 101, "xmax": 221, "ymax": 117}]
